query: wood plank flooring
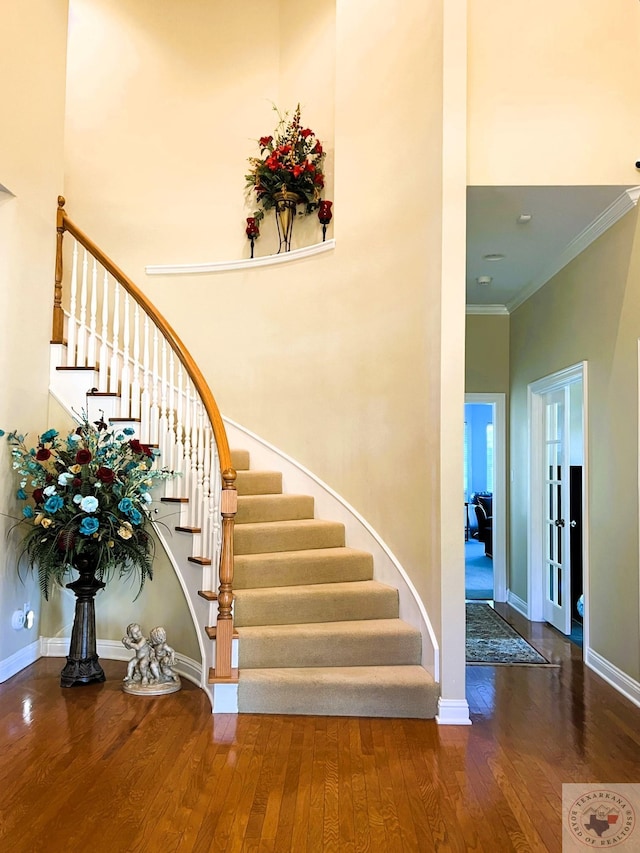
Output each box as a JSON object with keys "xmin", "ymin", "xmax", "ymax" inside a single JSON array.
[{"xmin": 1, "ymin": 605, "xmax": 639, "ymax": 852}]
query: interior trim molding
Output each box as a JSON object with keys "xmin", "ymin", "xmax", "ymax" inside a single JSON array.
[
  {"xmin": 506, "ymin": 590, "xmax": 528, "ymax": 618},
  {"xmin": 145, "ymin": 238, "xmax": 335, "ymax": 276},
  {"xmin": 40, "ymin": 637, "xmax": 203, "ymax": 687},
  {"xmin": 465, "ymin": 304, "xmax": 509, "ymax": 315},
  {"xmin": 0, "ymin": 639, "xmax": 40, "ymax": 683},
  {"xmin": 465, "ymin": 393, "xmax": 507, "ymax": 603},
  {"xmin": 436, "ymin": 698, "xmax": 472, "ymax": 725},
  {"xmin": 508, "ymin": 186, "xmax": 640, "ymax": 313},
  {"xmin": 586, "ymin": 647, "xmax": 640, "ymax": 710}
]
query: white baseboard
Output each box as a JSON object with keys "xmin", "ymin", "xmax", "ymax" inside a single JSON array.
[
  {"xmin": 0, "ymin": 640, "xmax": 41, "ymax": 683},
  {"xmin": 586, "ymin": 647, "xmax": 640, "ymax": 709},
  {"xmin": 40, "ymin": 637, "xmax": 203, "ymax": 688},
  {"xmin": 506, "ymin": 590, "xmax": 528, "ymax": 617},
  {"xmin": 212, "ymin": 683, "xmax": 239, "ymax": 713},
  {"xmin": 436, "ymin": 698, "xmax": 472, "ymax": 725},
  {"xmin": 497, "ymin": 599, "xmax": 640, "ymax": 711}
]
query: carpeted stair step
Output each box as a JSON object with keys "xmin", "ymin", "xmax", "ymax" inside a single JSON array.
[
  {"xmin": 234, "ymin": 519, "xmax": 345, "ymax": 555},
  {"xmin": 231, "ymin": 449, "xmax": 250, "ymax": 471},
  {"xmin": 235, "ymin": 470, "xmax": 282, "ymax": 496},
  {"xmin": 233, "ymin": 547, "xmax": 374, "ymax": 589},
  {"xmin": 237, "ymin": 666, "xmax": 439, "ymax": 718},
  {"xmin": 237, "ymin": 618, "xmax": 422, "ymax": 668},
  {"xmin": 233, "ymin": 580, "xmax": 398, "ymax": 627},
  {"xmin": 236, "ymin": 493, "xmax": 314, "ymax": 525}
]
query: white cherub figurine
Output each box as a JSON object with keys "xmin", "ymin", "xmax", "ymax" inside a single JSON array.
[
  {"xmin": 149, "ymin": 626, "xmax": 180, "ymax": 683},
  {"xmin": 122, "ymin": 622, "xmax": 160, "ymax": 685}
]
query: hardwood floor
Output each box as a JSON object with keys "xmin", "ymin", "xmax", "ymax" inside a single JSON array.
[{"xmin": 1, "ymin": 606, "xmax": 639, "ymax": 852}]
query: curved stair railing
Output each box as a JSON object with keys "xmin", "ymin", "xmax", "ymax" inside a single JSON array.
[{"xmin": 51, "ymin": 196, "xmax": 238, "ymax": 683}]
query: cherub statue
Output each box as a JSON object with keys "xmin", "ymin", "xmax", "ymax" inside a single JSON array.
[
  {"xmin": 149, "ymin": 626, "xmax": 180, "ymax": 683},
  {"xmin": 122, "ymin": 622, "xmax": 160, "ymax": 685}
]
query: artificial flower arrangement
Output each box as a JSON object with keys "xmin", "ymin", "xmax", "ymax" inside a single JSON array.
[
  {"xmin": 1, "ymin": 415, "xmax": 176, "ymax": 599},
  {"xmin": 245, "ymin": 103, "xmax": 326, "ymax": 222}
]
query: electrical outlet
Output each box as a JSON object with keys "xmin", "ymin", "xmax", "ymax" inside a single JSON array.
[{"xmin": 11, "ymin": 610, "xmax": 25, "ymax": 630}]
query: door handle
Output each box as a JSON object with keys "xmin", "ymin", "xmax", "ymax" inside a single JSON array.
[{"xmin": 554, "ymin": 518, "xmax": 565, "ymax": 527}]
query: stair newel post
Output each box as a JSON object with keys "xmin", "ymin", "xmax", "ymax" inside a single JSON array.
[
  {"xmin": 215, "ymin": 468, "xmax": 237, "ymax": 678},
  {"xmin": 52, "ymin": 196, "xmax": 66, "ymax": 344}
]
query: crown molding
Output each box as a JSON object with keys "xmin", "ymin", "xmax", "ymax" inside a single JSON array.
[
  {"xmin": 465, "ymin": 303, "xmax": 509, "ymax": 315},
  {"xmin": 146, "ymin": 238, "xmax": 335, "ymax": 276},
  {"xmin": 507, "ymin": 186, "xmax": 640, "ymax": 313}
]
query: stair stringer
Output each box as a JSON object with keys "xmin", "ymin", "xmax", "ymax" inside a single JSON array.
[{"xmin": 224, "ymin": 416, "xmax": 439, "ymax": 683}]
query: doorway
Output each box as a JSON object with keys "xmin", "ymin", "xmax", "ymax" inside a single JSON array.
[
  {"xmin": 464, "ymin": 393, "xmax": 506, "ymax": 602},
  {"xmin": 528, "ymin": 363, "xmax": 587, "ymax": 648}
]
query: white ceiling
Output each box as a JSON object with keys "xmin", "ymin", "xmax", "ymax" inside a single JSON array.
[{"xmin": 466, "ymin": 185, "xmax": 639, "ymax": 313}]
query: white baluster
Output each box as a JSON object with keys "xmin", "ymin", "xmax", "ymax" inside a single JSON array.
[
  {"xmin": 98, "ymin": 271, "xmax": 110, "ymax": 392},
  {"xmin": 120, "ymin": 292, "xmax": 131, "ymax": 418},
  {"xmin": 66, "ymin": 241, "xmax": 79, "ymax": 366},
  {"xmin": 210, "ymin": 450, "xmax": 223, "ymax": 590},
  {"xmin": 194, "ymin": 403, "xmax": 205, "ymax": 531},
  {"xmin": 175, "ymin": 365, "xmax": 185, "ymax": 480},
  {"xmin": 87, "ymin": 258, "xmax": 98, "ymax": 367},
  {"xmin": 109, "ymin": 284, "xmax": 120, "ymax": 394},
  {"xmin": 130, "ymin": 303, "xmax": 141, "ymax": 421},
  {"xmin": 149, "ymin": 327, "xmax": 160, "ymax": 446},
  {"xmin": 202, "ymin": 426, "xmax": 212, "ymax": 561},
  {"xmin": 76, "ymin": 248, "xmax": 88, "ymax": 366},
  {"xmin": 159, "ymin": 339, "xmax": 169, "ymax": 466},
  {"xmin": 167, "ymin": 350, "xmax": 176, "ymax": 470},
  {"xmin": 189, "ymin": 395, "xmax": 199, "ymax": 529},
  {"xmin": 140, "ymin": 316, "xmax": 151, "ymax": 443},
  {"xmin": 183, "ymin": 378, "xmax": 193, "ymax": 503}
]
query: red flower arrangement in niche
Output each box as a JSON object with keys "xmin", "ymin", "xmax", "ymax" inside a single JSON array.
[{"xmin": 245, "ymin": 104, "xmax": 327, "ymax": 223}]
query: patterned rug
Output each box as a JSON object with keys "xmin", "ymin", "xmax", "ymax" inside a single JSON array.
[{"xmin": 466, "ymin": 603, "xmax": 555, "ymax": 665}]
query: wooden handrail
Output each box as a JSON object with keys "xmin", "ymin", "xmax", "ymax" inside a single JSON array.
[{"xmin": 52, "ymin": 196, "xmax": 234, "ymax": 479}]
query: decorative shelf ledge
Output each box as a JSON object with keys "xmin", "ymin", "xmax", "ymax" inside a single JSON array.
[{"xmin": 145, "ymin": 238, "xmax": 335, "ymax": 276}]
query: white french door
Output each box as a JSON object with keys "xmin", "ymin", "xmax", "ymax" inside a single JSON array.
[
  {"xmin": 541, "ymin": 387, "xmax": 572, "ymax": 634},
  {"xmin": 529, "ymin": 362, "xmax": 586, "ymax": 641}
]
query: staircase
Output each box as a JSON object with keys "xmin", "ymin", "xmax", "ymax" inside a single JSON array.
[
  {"xmin": 49, "ymin": 198, "xmax": 440, "ymax": 718},
  {"xmin": 231, "ymin": 450, "xmax": 439, "ymax": 717}
]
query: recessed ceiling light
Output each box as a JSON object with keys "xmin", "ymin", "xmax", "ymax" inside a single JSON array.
[
  {"xmin": 476, "ymin": 276, "xmax": 492, "ymax": 286},
  {"xmin": 517, "ymin": 214, "xmax": 532, "ymax": 224},
  {"xmin": 483, "ymin": 253, "xmax": 505, "ymax": 261}
]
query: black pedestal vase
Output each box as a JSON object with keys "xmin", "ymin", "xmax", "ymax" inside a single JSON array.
[{"xmin": 60, "ymin": 557, "xmax": 106, "ymax": 688}]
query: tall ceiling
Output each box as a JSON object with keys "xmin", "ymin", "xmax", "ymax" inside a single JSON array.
[{"xmin": 466, "ymin": 185, "xmax": 639, "ymax": 313}]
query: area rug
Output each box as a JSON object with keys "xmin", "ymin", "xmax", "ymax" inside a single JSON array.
[{"xmin": 466, "ymin": 603, "xmax": 555, "ymax": 665}]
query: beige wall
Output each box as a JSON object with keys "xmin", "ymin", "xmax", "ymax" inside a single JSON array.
[
  {"xmin": 468, "ymin": 0, "xmax": 640, "ymax": 186},
  {"xmin": 64, "ymin": 0, "xmax": 301, "ymax": 269},
  {"xmin": 465, "ymin": 314, "xmax": 510, "ymax": 392},
  {"xmin": 0, "ymin": 1, "xmax": 69, "ymax": 665},
  {"xmin": 63, "ymin": 0, "xmax": 449, "ymax": 656},
  {"xmin": 510, "ymin": 208, "xmax": 640, "ymax": 679}
]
